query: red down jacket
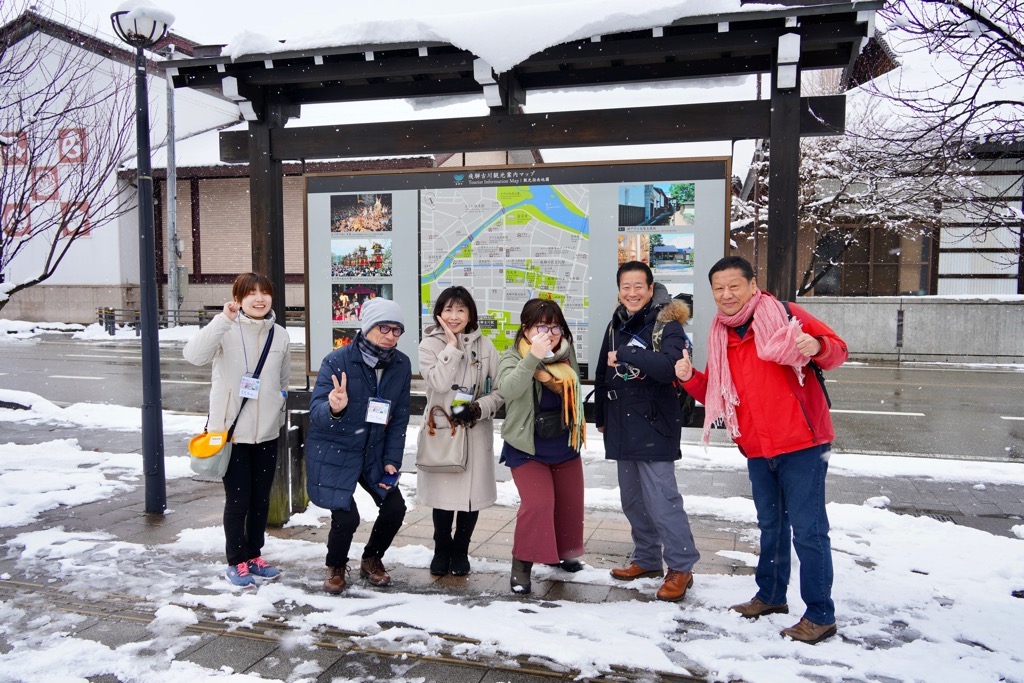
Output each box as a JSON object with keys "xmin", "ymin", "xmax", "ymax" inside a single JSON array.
[{"xmin": 682, "ymin": 301, "xmax": 848, "ymax": 459}]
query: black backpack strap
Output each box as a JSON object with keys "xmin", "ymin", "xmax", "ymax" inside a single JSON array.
[
  {"xmin": 781, "ymin": 300, "xmax": 831, "ymax": 408},
  {"xmin": 651, "ymin": 319, "xmax": 667, "ymax": 353}
]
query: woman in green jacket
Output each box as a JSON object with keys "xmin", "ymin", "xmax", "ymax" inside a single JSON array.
[{"xmin": 496, "ymin": 298, "xmax": 587, "ymax": 594}]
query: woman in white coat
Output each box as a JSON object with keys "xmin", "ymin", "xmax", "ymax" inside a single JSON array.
[
  {"xmin": 417, "ymin": 286, "xmax": 503, "ymax": 576},
  {"xmin": 184, "ymin": 272, "xmax": 290, "ymax": 587}
]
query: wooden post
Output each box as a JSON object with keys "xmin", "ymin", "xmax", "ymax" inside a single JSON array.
[
  {"xmin": 248, "ymin": 99, "xmax": 297, "ymax": 526},
  {"xmin": 247, "ymin": 101, "xmax": 288, "ymax": 320},
  {"xmin": 766, "ymin": 52, "xmax": 802, "ymax": 302}
]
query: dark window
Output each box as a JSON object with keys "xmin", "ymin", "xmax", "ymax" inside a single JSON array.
[{"xmin": 810, "ymin": 223, "xmax": 934, "ymax": 296}]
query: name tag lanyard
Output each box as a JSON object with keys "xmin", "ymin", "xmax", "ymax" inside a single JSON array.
[
  {"xmin": 451, "ymin": 348, "xmax": 477, "ymax": 407},
  {"xmin": 615, "ymin": 321, "xmax": 651, "ymax": 381},
  {"xmin": 238, "ymin": 323, "xmax": 263, "ymax": 399},
  {"xmin": 366, "ymin": 374, "xmax": 392, "ymax": 424}
]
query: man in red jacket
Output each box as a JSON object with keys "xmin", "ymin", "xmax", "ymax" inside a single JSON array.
[{"xmin": 675, "ymin": 256, "xmax": 848, "ymax": 644}]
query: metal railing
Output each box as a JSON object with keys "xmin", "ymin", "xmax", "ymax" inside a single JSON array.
[{"xmin": 96, "ymin": 307, "xmax": 306, "ymax": 334}]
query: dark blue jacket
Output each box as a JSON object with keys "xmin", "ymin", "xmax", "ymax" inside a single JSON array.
[
  {"xmin": 306, "ymin": 342, "xmax": 411, "ymax": 511},
  {"xmin": 595, "ymin": 286, "xmax": 690, "ymax": 462}
]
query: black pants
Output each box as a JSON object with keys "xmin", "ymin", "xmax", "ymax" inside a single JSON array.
[
  {"xmin": 326, "ymin": 478, "xmax": 407, "ymax": 567},
  {"xmin": 222, "ymin": 439, "xmax": 278, "ymax": 566}
]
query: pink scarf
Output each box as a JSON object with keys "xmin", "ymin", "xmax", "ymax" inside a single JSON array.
[{"xmin": 701, "ymin": 290, "xmax": 809, "ymax": 444}]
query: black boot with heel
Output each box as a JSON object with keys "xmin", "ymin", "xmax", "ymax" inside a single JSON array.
[
  {"xmin": 450, "ymin": 510, "xmax": 479, "ymax": 576},
  {"xmin": 430, "ymin": 509, "xmax": 454, "ymax": 576}
]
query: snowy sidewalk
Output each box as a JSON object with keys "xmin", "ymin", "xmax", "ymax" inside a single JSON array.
[{"xmin": 1, "ymin": 392, "xmax": 1024, "ymax": 681}]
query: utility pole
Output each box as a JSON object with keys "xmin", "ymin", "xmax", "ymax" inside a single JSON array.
[{"xmin": 166, "ymin": 45, "xmax": 181, "ymax": 324}]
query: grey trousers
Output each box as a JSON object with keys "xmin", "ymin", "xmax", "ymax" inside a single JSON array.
[{"xmin": 617, "ymin": 460, "xmax": 700, "ymax": 572}]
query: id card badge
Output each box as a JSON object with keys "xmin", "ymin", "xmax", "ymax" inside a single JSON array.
[
  {"xmin": 452, "ymin": 390, "xmax": 474, "ymax": 408},
  {"xmin": 366, "ymin": 397, "xmax": 391, "ymax": 425},
  {"xmin": 239, "ymin": 375, "xmax": 261, "ymax": 399},
  {"xmin": 627, "ymin": 337, "xmax": 648, "ymax": 349}
]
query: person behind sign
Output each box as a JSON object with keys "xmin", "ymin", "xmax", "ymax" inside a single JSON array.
[
  {"xmin": 496, "ymin": 298, "xmax": 587, "ymax": 594},
  {"xmin": 183, "ymin": 272, "xmax": 290, "ymax": 588},
  {"xmin": 416, "ymin": 286, "xmax": 504, "ymax": 577},
  {"xmin": 594, "ymin": 260, "xmax": 700, "ymax": 603},
  {"xmin": 675, "ymin": 255, "xmax": 848, "ymax": 644},
  {"xmin": 305, "ymin": 298, "xmax": 412, "ymax": 594}
]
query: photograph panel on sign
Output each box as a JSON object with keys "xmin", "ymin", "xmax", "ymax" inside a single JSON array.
[
  {"xmin": 331, "ymin": 238, "xmax": 393, "ymax": 278},
  {"xmin": 330, "ymin": 193, "xmax": 393, "ymax": 233},
  {"xmin": 617, "ymin": 182, "xmax": 695, "ymax": 228},
  {"xmin": 331, "ymin": 283, "xmax": 395, "ymax": 322}
]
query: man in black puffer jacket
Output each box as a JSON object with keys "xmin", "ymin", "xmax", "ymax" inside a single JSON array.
[{"xmin": 595, "ymin": 261, "xmax": 700, "ymax": 602}]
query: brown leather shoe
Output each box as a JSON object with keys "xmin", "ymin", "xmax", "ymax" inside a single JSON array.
[
  {"xmin": 323, "ymin": 565, "xmax": 347, "ymax": 594},
  {"xmin": 731, "ymin": 597, "xmax": 789, "ymax": 619},
  {"xmin": 781, "ymin": 617, "xmax": 837, "ymax": 644},
  {"xmin": 610, "ymin": 562, "xmax": 664, "ymax": 581},
  {"xmin": 360, "ymin": 556, "xmax": 392, "ymax": 587},
  {"xmin": 656, "ymin": 570, "xmax": 694, "ymax": 602}
]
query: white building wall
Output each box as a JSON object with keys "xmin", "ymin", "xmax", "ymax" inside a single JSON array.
[{"xmin": 936, "ymin": 156, "xmax": 1022, "ymax": 295}]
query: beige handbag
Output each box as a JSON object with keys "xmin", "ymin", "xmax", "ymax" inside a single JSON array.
[{"xmin": 415, "ymin": 405, "xmax": 469, "ymax": 473}]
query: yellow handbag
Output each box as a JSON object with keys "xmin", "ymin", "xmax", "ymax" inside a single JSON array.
[{"xmin": 189, "ymin": 430, "xmax": 230, "ymax": 458}]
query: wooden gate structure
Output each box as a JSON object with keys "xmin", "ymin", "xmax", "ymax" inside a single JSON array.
[{"xmin": 167, "ymin": 0, "xmax": 881, "ymax": 316}]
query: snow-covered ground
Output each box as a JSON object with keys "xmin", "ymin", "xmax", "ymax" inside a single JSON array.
[{"xmin": 1, "ymin": 384, "xmax": 1023, "ymax": 682}]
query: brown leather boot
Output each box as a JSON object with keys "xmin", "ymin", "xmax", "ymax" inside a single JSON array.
[
  {"xmin": 610, "ymin": 562, "xmax": 664, "ymax": 581},
  {"xmin": 323, "ymin": 566, "xmax": 347, "ymax": 594},
  {"xmin": 781, "ymin": 617, "xmax": 837, "ymax": 644},
  {"xmin": 656, "ymin": 570, "xmax": 694, "ymax": 602},
  {"xmin": 360, "ymin": 556, "xmax": 392, "ymax": 587},
  {"xmin": 730, "ymin": 597, "xmax": 789, "ymax": 619}
]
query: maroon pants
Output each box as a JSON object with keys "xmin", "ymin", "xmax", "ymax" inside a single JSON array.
[{"xmin": 509, "ymin": 457, "xmax": 585, "ymax": 563}]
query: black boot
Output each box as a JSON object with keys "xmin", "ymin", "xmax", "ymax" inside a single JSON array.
[
  {"xmin": 450, "ymin": 510, "xmax": 479, "ymax": 577},
  {"xmin": 511, "ymin": 557, "xmax": 533, "ymax": 594},
  {"xmin": 430, "ymin": 509, "xmax": 454, "ymax": 576}
]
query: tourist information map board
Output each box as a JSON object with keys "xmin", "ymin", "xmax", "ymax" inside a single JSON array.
[{"xmin": 306, "ymin": 159, "xmax": 729, "ymax": 378}]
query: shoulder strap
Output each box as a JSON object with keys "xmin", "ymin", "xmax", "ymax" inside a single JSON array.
[
  {"xmin": 651, "ymin": 319, "xmax": 667, "ymax": 353},
  {"xmin": 251, "ymin": 326, "xmax": 275, "ymax": 379},
  {"xmin": 782, "ymin": 300, "xmax": 831, "ymax": 408},
  {"xmin": 225, "ymin": 325, "xmax": 277, "ymax": 439}
]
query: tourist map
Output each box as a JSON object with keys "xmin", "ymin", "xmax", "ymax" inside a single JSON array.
[{"xmin": 420, "ymin": 185, "xmax": 590, "ymax": 354}]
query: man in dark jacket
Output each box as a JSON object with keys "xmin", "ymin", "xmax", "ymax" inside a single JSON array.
[
  {"xmin": 595, "ymin": 261, "xmax": 700, "ymax": 602},
  {"xmin": 306, "ymin": 298, "xmax": 411, "ymax": 593}
]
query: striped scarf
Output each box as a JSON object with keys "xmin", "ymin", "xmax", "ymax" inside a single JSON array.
[{"xmin": 516, "ymin": 338, "xmax": 587, "ymax": 451}]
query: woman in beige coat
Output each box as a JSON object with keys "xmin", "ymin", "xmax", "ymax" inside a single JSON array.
[
  {"xmin": 416, "ymin": 286, "xmax": 503, "ymax": 577},
  {"xmin": 183, "ymin": 272, "xmax": 289, "ymax": 587}
]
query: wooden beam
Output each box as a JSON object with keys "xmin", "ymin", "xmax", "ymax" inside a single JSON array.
[{"xmin": 219, "ymin": 95, "xmax": 845, "ymax": 162}]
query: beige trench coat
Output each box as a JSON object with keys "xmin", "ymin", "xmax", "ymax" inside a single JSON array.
[{"xmin": 415, "ymin": 324, "xmax": 503, "ymax": 511}]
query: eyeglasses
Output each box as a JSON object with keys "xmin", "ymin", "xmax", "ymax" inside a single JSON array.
[
  {"xmin": 377, "ymin": 324, "xmax": 404, "ymax": 337},
  {"xmin": 534, "ymin": 324, "xmax": 563, "ymax": 336}
]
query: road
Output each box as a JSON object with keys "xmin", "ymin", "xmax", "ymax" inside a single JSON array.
[{"xmin": 1, "ymin": 335, "xmax": 1022, "ymax": 463}]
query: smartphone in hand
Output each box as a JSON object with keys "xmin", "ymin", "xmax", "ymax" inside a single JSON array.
[{"xmin": 380, "ymin": 471, "xmax": 400, "ymax": 488}]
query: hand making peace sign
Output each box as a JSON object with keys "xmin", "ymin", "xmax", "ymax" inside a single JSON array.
[{"xmin": 329, "ymin": 372, "xmax": 348, "ymax": 415}]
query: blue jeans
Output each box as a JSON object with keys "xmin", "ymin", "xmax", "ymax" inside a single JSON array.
[{"xmin": 747, "ymin": 444, "xmax": 834, "ymax": 625}]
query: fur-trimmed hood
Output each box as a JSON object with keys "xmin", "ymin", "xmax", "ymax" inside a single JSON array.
[{"xmin": 653, "ymin": 282, "xmax": 690, "ymax": 326}]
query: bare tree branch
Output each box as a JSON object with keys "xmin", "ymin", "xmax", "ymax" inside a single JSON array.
[{"xmin": 1, "ymin": 7, "xmax": 136, "ymax": 311}]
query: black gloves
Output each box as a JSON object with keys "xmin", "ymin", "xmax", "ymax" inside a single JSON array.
[{"xmin": 450, "ymin": 402, "xmax": 482, "ymax": 426}]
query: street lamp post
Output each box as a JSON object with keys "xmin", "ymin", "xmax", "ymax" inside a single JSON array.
[{"xmin": 111, "ymin": 2, "xmax": 175, "ymax": 514}]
